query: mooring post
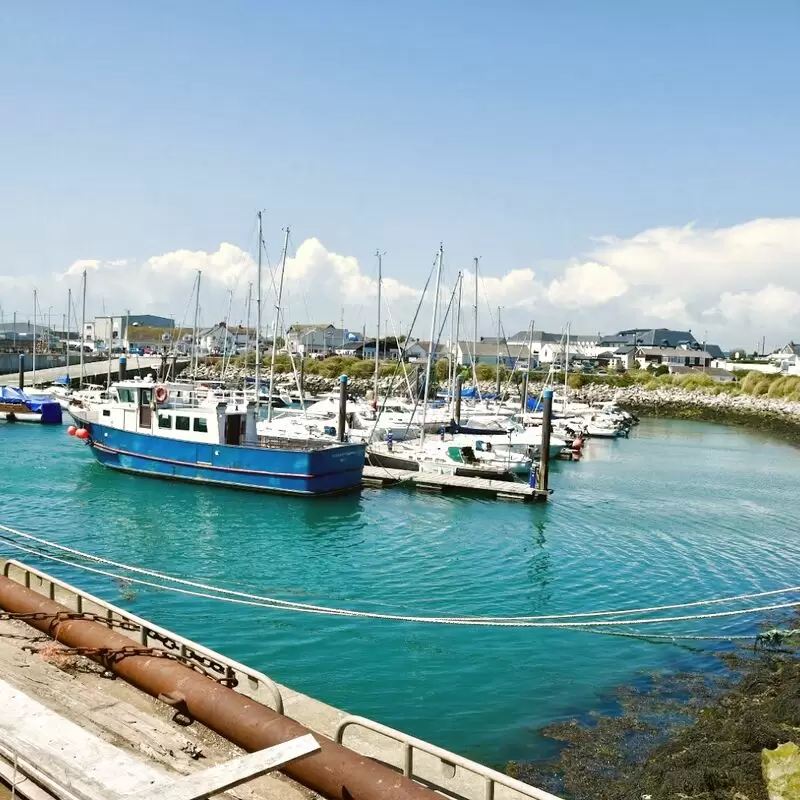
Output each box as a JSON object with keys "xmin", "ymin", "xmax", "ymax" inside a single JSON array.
[
  {"xmin": 299, "ymin": 356, "xmax": 305, "ymax": 402},
  {"xmin": 337, "ymin": 374, "xmax": 348, "ymax": 442},
  {"xmin": 454, "ymin": 374, "xmax": 463, "ymax": 425},
  {"xmin": 538, "ymin": 388, "xmax": 553, "ymax": 492},
  {"xmin": 17, "ymin": 354, "xmax": 24, "ymax": 389},
  {"xmin": 118, "ymin": 355, "xmax": 127, "ymax": 382}
]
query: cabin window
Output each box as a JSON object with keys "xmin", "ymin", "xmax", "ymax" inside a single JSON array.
[
  {"xmin": 102, "ymin": 409, "xmax": 110, "ymax": 417},
  {"xmin": 193, "ymin": 417, "xmax": 208, "ymax": 433},
  {"xmin": 118, "ymin": 388, "xmax": 134, "ymax": 403},
  {"xmin": 175, "ymin": 416, "xmax": 190, "ymax": 431},
  {"xmin": 158, "ymin": 414, "xmax": 172, "ymax": 429}
]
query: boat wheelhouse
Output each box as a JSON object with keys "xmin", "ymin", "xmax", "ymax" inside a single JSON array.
[{"xmin": 68, "ymin": 380, "xmax": 365, "ymax": 496}]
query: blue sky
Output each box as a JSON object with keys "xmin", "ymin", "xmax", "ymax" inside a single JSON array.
[{"xmin": 1, "ymin": 2, "xmax": 799, "ymax": 345}]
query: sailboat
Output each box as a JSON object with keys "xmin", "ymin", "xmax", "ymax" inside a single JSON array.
[{"xmin": 366, "ymin": 245, "xmax": 520, "ymax": 481}]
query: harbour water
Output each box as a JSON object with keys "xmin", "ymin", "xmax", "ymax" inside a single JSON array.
[{"xmin": 2, "ymin": 418, "xmax": 799, "ymax": 768}]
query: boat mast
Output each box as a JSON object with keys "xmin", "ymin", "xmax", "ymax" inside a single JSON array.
[
  {"xmin": 32, "ymin": 289, "xmax": 37, "ymax": 388},
  {"xmin": 496, "ymin": 305, "xmax": 501, "ymax": 396},
  {"xmin": 106, "ymin": 315, "xmax": 112, "ymax": 389},
  {"xmin": 255, "ymin": 212, "xmax": 263, "ymax": 415},
  {"xmin": 472, "ymin": 256, "xmax": 481, "ymax": 398},
  {"xmin": 374, "ymin": 250, "xmax": 382, "ymax": 403},
  {"xmin": 564, "ymin": 322, "xmax": 570, "ymax": 410},
  {"xmin": 80, "ymin": 269, "xmax": 86, "ymax": 389},
  {"xmin": 524, "ymin": 318, "xmax": 534, "ymax": 411},
  {"xmin": 420, "ymin": 243, "xmax": 443, "ymax": 446},
  {"xmin": 66, "ymin": 288, "xmax": 71, "ymax": 383},
  {"xmin": 244, "ymin": 281, "xmax": 253, "ymax": 384},
  {"xmin": 267, "ymin": 226, "xmax": 290, "ymax": 423},
  {"xmin": 452, "ymin": 271, "xmax": 462, "ymax": 414},
  {"xmin": 191, "ymin": 271, "xmax": 202, "ymax": 379}
]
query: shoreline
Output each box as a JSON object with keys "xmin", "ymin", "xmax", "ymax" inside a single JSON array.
[{"xmin": 575, "ymin": 385, "xmax": 800, "ymax": 446}]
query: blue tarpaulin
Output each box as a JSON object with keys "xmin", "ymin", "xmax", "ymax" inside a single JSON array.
[{"xmin": 0, "ymin": 386, "xmax": 62, "ymax": 424}]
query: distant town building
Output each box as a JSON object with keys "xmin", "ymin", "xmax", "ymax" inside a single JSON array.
[
  {"xmin": 286, "ymin": 324, "xmax": 360, "ymax": 355},
  {"xmin": 85, "ymin": 314, "xmax": 175, "ymax": 346},
  {"xmin": 633, "ymin": 345, "xmax": 712, "ymax": 370}
]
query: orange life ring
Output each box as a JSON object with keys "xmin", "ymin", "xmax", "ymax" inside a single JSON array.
[{"xmin": 154, "ymin": 386, "xmax": 169, "ymax": 404}]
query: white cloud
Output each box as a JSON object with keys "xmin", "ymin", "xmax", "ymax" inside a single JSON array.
[
  {"xmin": 705, "ymin": 285, "xmax": 800, "ymax": 325},
  {"xmin": 546, "ymin": 262, "xmax": 628, "ymax": 308},
  {"xmin": 541, "ymin": 217, "xmax": 800, "ymax": 343},
  {"xmin": 5, "ymin": 217, "xmax": 800, "ymax": 345}
]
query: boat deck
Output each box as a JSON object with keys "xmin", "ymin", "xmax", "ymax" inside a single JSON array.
[{"xmin": 362, "ymin": 465, "xmax": 549, "ymax": 502}]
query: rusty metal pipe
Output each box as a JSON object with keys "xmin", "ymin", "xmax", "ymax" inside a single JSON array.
[{"xmin": 0, "ymin": 577, "xmax": 441, "ymax": 800}]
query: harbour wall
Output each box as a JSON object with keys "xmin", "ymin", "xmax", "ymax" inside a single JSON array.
[{"xmin": 0, "ymin": 353, "xmax": 105, "ymax": 375}]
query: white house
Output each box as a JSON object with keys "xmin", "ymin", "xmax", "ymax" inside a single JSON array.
[
  {"xmin": 286, "ymin": 324, "xmax": 358, "ymax": 355},
  {"xmin": 506, "ymin": 330, "xmax": 601, "ymax": 363},
  {"xmin": 634, "ymin": 346, "xmax": 712, "ymax": 370},
  {"xmin": 405, "ymin": 341, "xmax": 447, "ymax": 363},
  {"xmin": 200, "ymin": 323, "xmax": 237, "ymax": 354}
]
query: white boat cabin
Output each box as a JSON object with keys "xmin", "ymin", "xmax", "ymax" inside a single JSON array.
[{"xmin": 102, "ymin": 381, "xmax": 259, "ymax": 446}]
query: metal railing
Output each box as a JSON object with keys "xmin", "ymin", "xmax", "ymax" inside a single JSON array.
[
  {"xmin": 336, "ymin": 716, "xmax": 563, "ymax": 800},
  {"xmin": 2, "ymin": 559, "xmax": 284, "ymax": 714}
]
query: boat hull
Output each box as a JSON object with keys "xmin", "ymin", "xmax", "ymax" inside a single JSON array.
[{"xmin": 78, "ymin": 420, "xmax": 366, "ymax": 496}]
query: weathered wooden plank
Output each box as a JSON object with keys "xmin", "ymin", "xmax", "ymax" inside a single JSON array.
[{"xmin": 125, "ymin": 735, "xmax": 320, "ymax": 800}]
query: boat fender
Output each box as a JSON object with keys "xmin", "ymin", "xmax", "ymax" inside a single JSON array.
[
  {"xmin": 67, "ymin": 425, "xmax": 77, "ymax": 436},
  {"xmin": 155, "ymin": 386, "xmax": 169, "ymax": 404},
  {"xmin": 75, "ymin": 427, "xmax": 90, "ymax": 440}
]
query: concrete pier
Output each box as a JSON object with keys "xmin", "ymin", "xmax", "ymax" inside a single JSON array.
[{"xmin": 0, "ymin": 559, "xmax": 560, "ymax": 800}]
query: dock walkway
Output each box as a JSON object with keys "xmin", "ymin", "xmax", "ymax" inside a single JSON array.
[
  {"xmin": 362, "ymin": 465, "xmax": 548, "ymax": 502},
  {"xmin": 0, "ymin": 356, "xmax": 171, "ymax": 388}
]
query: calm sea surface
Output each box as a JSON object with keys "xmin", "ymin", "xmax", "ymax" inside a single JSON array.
[{"xmin": 1, "ymin": 418, "xmax": 799, "ymax": 767}]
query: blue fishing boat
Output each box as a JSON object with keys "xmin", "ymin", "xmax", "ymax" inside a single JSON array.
[
  {"xmin": 67, "ymin": 380, "xmax": 365, "ymax": 495},
  {"xmin": 0, "ymin": 387, "xmax": 63, "ymax": 424}
]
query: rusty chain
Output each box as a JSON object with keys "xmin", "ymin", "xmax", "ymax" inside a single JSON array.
[{"xmin": 1, "ymin": 610, "xmax": 238, "ymax": 686}]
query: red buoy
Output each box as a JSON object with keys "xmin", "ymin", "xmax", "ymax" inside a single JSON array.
[
  {"xmin": 75, "ymin": 428, "xmax": 90, "ymax": 440},
  {"xmin": 67, "ymin": 425, "xmax": 77, "ymax": 436}
]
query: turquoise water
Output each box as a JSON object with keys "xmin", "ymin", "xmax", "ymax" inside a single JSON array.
[{"xmin": 1, "ymin": 419, "xmax": 800, "ymax": 767}]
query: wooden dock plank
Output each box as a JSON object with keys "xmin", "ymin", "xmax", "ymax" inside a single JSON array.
[{"xmin": 362, "ymin": 465, "xmax": 548, "ymax": 502}]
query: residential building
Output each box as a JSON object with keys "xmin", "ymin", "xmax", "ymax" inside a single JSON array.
[
  {"xmin": 200, "ymin": 323, "xmax": 237, "ymax": 354},
  {"xmin": 361, "ymin": 339, "xmax": 401, "ymax": 360},
  {"xmin": 404, "ymin": 341, "xmax": 447, "ymax": 363},
  {"xmin": 286, "ymin": 324, "xmax": 358, "ymax": 355},
  {"xmin": 455, "ymin": 341, "xmax": 531, "ymax": 368},
  {"xmin": 505, "ymin": 329, "xmax": 601, "ymax": 363},
  {"xmin": 634, "ymin": 346, "xmax": 712, "ymax": 370}
]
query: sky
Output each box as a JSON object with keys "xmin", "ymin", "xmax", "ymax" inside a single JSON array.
[{"xmin": 1, "ymin": 1, "xmax": 799, "ymax": 349}]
